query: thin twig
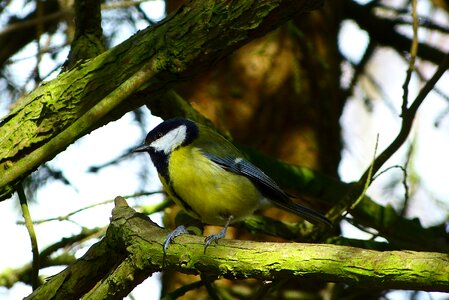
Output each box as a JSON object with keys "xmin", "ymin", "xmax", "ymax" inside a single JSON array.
[
  {"xmin": 372, "ymin": 165, "xmax": 405, "ymax": 182},
  {"xmin": 364, "ymin": 51, "xmax": 449, "ymax": 181},
  {"xmin": 17, "ymin": 184, "xmax": 40, "ymax": 290},
  {"xmin": 0, "ymin": 10, "xmax": 72, "ymax": 37},
  {"xmin": 371, "ymin": 163, "xmax": 411, "ymax": 217},
  {"xmin": 399, "ymin": 142, "xmax": 414, "ymax": 217},
  {"xmin": 363, "ymin": 70, "xmax": 398, "ymax": 115},
  {"xmin": 17, "ymin": 191, "xmax": 161, "ymax": 225},
  {"xmin": 135, "ymin": 3, "xmax": 156, "ymax": 26},
  {"xmin": 0, "ymin": 1, "xmax": 152, "ymax": 37},
  {"xmin": 394, "ymin": 16, "xmax": 449, "ymax": 34},
  {"xmin": 345, "ymin": 40, "xmax": 376, "ymax": 96},
  {"xmin": 34, "ymin": 0, "xmax": 45, "ymax": 83},
  {"xmin": 351, "ymin": 134, "xmax": 379, "ymax": 210},
  {"xmin": 330, "ymin": 51, "xmax": 449, "ymax": 226},
  {"xmin": 330, "ymin": 135, "xmax": 379, "ymax": 224},
  {"xmin": 412, "ymin": 63, "xmax": 449, "ymax": 104},
  {"xmin": 412, "ymin": 65, "xmax": 449, "ymax": 127},
  {"xmin": 401, "ymin": 0, "xmax": 419, "ymax": 113}
]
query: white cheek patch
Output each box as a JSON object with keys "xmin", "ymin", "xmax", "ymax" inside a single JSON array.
[{"xmin": 150, "ymin": 125, "xmax": 187, "ymax": 154}]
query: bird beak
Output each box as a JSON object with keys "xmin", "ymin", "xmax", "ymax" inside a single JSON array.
[{"xmin": 133, "ymin": 144, "xmax": 151, "ymax": 152}]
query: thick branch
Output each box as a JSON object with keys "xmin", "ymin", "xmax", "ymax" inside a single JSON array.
[
  {"xmin": 0, "ymin": 0, "xmax": 323, "ymax": 200},
  {"xmin": 64, "ymin": 0, "xmax": 105, "ymax": 70},
  {"xmin": 25, "ymin": 198, "xmax": 449, "ymax": 299}
]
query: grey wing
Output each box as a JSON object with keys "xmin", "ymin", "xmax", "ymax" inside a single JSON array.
[{"xmin": 203, "ymin": 153, "xmax": 332, "ymax": 227}]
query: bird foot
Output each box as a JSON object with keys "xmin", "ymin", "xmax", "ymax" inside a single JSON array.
[
  {"xmin": 163, "ymin": 225, "xmax": 189, "ymax": 253},
  {"xmin": 204, "ymin": 227, "xmax": 227, "ymax": 254}
]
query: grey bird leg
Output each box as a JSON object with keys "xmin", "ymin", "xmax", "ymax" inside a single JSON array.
[
  {"xmin": 204, "ymin": 215, "xmax": 234, "ymax": 254},
  {"xmin": 163, "ymin": 225, "xmax": 190, "ymax": 254}
]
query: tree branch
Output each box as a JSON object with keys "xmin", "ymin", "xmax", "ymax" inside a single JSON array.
[
  {"xmin": 122, "ymin": 88, "xmax": 449, "ymax": 254},
  {"xmin": 25, "ymin": 197, "xmax": 449, "ymax": 299},
  {"xmin": 64, "ymin": 0, "xmax": 105, "ymax": 70},
  {"xmin": 17, "ymin": 184, "xmax": 39, "ymax": 290},
  {"xmin": 322, "ymin": 46, "xmax": 449, "ymax": 235},
  {"xmin": 344, "ymin": 0, "xmax": 446, "ymax": 65},
  {"xmin": 0, "ymin": 0, "xmax": 324, "ymax": 200}
]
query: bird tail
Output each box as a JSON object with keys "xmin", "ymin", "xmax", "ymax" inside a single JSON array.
[{"xmin": 274, "ymin": 201, "xmax": 332, "ymax": 227}]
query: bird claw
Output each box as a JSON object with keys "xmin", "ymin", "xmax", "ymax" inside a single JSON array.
[
  {"xmin": 163, "ymin": 225, "xmax": 189, "ymax": 254},
  {"xmin": 204, "ymin": 227, "xmax": 226, "ymax": 254}
]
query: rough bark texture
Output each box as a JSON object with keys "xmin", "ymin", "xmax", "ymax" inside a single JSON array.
[
  {"xmin": 0, "ymin": 0, "xmax": 323, "ymax": 200},
  {"xmin": 64, "ymin": 0, "xmax": 105, "ymax": 70},
  {"xmin": 24, "ymin": 198, "xmax": 449, "ymax": 299}
]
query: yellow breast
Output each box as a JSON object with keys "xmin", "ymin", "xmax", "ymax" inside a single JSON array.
[{"xmin": 166, "ymin": 146, "xmax": 261, "ymax": 225}]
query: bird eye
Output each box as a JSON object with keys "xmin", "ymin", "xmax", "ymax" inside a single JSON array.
[{"xmin": 157, "ymin": 132, "xmax": 163, "ymax": 138}]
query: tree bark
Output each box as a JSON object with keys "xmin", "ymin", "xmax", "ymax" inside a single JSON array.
[
  {"xmin": 24, "ymin": 198, "xmax": 449, "ymax": 299},
  {"xmin": 0, "ymin": 0, "xmax": 324, "ymax": 200}
]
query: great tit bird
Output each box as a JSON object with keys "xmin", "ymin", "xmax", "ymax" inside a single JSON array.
[{"xmin": 134, "ymin": 118, "xmax": 331, "ymax": 252}]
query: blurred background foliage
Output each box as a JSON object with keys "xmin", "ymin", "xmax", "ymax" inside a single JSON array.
[{"xmin": 1, "ymin": 0, "xmax": 449, "ymax": 299}]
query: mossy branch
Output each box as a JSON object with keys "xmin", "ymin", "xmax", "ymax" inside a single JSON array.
[
  {"xmin": 25, "ymin": 197, "xmax": 449, "ymax": 299},
  {"xmin": 63, "ymin": 0, "xmax": 105, "ymax": 70},
  {"xmin": 0, "ymin": 0, "xmax": 323, "ymax": 200},
  {"xmin": 143, "ymin": 92, "xmax": 449, "ymax": 253},
  {"xmin": 17, "ymin": 184, "xmax": 39, "ymax": 290}
]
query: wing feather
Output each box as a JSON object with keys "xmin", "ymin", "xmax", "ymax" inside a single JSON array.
[{"xmin": 203, "ymin": 153, "xmax": 331, "ymax": 227}]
